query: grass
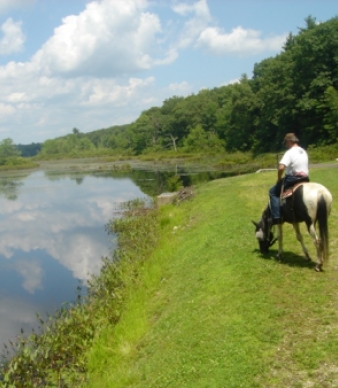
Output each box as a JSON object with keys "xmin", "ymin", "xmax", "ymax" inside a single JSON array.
[
  {"xmin": 1, "ymin": 167, "xmax": 337, "ymax": 387},
  {"xmin": 83, "ymin": 168, "xmax": 338, "ymax": 388},
  {"xmin": 0, "ymin": 158, "xmax": 38, "ymax": 171}
]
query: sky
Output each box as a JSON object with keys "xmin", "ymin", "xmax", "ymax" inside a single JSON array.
[{"xmin": 0, "ymin": 0, "xmax": 337, "ymax": 145}]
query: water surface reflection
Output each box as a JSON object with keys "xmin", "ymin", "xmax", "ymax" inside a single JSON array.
[{"xmin": 0, "ymin": 171, "xmax": 146, "ymax": 345}]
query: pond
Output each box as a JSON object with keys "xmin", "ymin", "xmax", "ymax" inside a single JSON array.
[{"xmin": 0, "ymin": 167, "xmax": 227, "ymax": 348}]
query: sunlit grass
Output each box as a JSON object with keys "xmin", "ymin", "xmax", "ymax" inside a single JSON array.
[{"xmin": 85, "ymin": 168, "xmax": 338, "ymax": 388}]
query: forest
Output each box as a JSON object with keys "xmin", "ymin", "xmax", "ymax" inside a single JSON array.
[{"xmin": 15, "ymin": 16, "xmax": 338, "ymax": 158}]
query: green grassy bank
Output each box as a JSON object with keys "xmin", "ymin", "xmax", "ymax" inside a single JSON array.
[{"xmin": 84, "ymin": 168, "xmax": 338, "ymax": 388}]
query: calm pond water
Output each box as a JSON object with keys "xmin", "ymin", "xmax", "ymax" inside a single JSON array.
[
  {"xmin": 0, "ymin": 167, "xmax": 227, "ymax": 347},
  {"xmin": 0, "ymin": 169, "xmax": 152, "ymax": 347}
]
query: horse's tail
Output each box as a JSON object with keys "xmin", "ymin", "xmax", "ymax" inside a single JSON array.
[{"xmin": 317, "ymin": 194, "xmax": 329, "ymax": 263}]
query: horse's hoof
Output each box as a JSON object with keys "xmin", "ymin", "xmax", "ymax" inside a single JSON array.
[
  {"xmin": 276, "ymin": 254, "xmax": 283, "ymax": 263},
  {"xmin": 315, "ymin": 264, "xmax": 323, "ymax": 272}
]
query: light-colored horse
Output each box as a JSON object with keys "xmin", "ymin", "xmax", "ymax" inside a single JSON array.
[{"xmin": 252, "ymin": 182, "xmax": 332, "ymax": 271}]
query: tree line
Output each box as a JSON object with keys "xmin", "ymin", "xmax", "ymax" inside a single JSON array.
[{"xmin": 13, "ymin": 15, "xmax": 338, "ymax": 158}]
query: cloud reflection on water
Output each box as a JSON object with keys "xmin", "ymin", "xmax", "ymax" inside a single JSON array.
[
  {"xmin": 0, "ymin": 171, "xmax": 146, "ymax": 345},
  {"xmin": 0, "ymin": 295, "xmax": 41, "ymax": 346},
  {"xmin": 13, "ymin": 259, "xmax": 44, "ymax": 294}
]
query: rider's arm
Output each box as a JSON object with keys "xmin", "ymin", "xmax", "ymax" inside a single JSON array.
[{"xmin": 277, "ymin": 164, "xmax": 285, "ymax": 182}]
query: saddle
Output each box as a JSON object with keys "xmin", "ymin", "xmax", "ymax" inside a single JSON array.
[{"xmin": 280, "ymin": 178, "xmax": 309, "ymax": 200}]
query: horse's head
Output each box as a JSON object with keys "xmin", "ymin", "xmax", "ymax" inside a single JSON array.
[{"xmin": 252, "ymin": 207, "xmax": 276, "ymax": 254}]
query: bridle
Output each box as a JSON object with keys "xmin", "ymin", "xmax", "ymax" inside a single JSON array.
[
  {"xmin": 253, "ymin": 210, "xmax": 278, "ymax": 252},
  {"xmin": 266, "ymin": 218, "xmax": 278, "ymax": 247}
]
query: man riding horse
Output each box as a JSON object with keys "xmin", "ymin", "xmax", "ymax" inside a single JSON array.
[
  {"xmin": 269, "ymin": 133, "xmax": 309, "ymax": 225},
  {"xmin": 253, "ymin": 132, "xmax": 332, "ymax": 271}
]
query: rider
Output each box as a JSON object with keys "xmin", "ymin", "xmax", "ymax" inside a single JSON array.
[{"xmin": 269, "ymin": 133, "xmax": 309, "ymax": 225}]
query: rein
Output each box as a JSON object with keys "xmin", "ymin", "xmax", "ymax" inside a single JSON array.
[
  {"xmin": 269, "ymin": 235, "xmax": 278, "ymax": 247},
  {"xmin": 266, "ymin": 217, "xmax": 278, "ymax": 247}
]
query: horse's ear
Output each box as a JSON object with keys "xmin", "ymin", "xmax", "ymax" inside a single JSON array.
[{"xmin": 252, "ymin": 220, "xmax": 259, "ymax": 228}]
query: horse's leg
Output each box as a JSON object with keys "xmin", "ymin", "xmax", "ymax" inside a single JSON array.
[
  {"xmin": 307, "ymin": 223, "xmax": 323, "ymax": 271},
  {"xmin": 277, "ymin": 224, "xmax": 283, "ymax": 259},
  {"xmin": 293, "ymin": 223, "xmax": 311, "ymax": 261}
]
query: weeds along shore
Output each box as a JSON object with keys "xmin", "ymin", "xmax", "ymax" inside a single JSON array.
[{"xmin": 0, "ymin": 198, "xmax": 160, "ymax": 387}]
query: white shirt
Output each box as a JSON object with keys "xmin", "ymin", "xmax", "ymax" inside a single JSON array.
[{"xmin": 279, "ymin": 146, "xmax": 309, "ymax": 176}]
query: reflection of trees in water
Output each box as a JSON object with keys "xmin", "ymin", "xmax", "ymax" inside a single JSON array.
[
  {"xmin": 44, "ymin": 170, "xmax": 166, "ymax": 196},
  {"xmin": 75, "ymin": 177, "xmax": 84, "ymax": 185},
  {"xmin": 44, "ymin": 172, "xmax": 61, "ymax": 182},
  {"xmin": 0, "ymin": 168, "xmax": 226, "ymax": 204},
  {"xmin": 106, "ymin": 169, "xmax": 227, "ymax": 196},
  {"xmin": 43, "ymin": 169, "xmax": 227, "ymax": 197},
  {"xmin": 179, "ymin": 170, "xmax": 230, "ymax": 187},
  {"xmin": 44, "ymin": 172, "xmax": 85, "ymax": 185},
  {"xmin": 0, "ymin": 178, "xmax": 25, "ymax": 201}
]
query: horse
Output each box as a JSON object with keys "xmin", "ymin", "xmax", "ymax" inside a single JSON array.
[{"xmin": 252, "ymin": 182, "xmax": 332, "ymax": 271}]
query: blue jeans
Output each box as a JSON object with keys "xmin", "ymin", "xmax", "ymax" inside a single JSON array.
[{"xmin": 269, "ymin": 175, "xmax": 303, "ymax": 219}]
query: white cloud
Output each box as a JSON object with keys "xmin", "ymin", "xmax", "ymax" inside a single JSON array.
[
  {"xmin": 168, "ymin": 81, "xmax": 192, "ymax": 95},
  {"xmin": 0, "ymin": 102, "xmax": 15, "ymax": 117},
  {"xmin": 173, "ymin": 0, "xmax": 211, "ymax": 49},
  {"xmin": 7, "ymin": 92, "xmax": 28, "ymax": 102},
  {"xmin": 84, "ymin": 76, "xmax": 155, "ymax": 106},
  {"xmin": 197, "ymin": 26, "xmax": 287, "ymax": 56},
  {"xmin": 0, "ymin": 0, "xmax": 181, "ymax": 142},
  {"xmin": 0, "ymin": 0, "xmax": 36, "ymax": 14},
  {"xmin": 172, "ymin": 0, "xmax": 210, "ymax": 18},
  {"xmin": 31, "ymin": 0, "xmax": 170, "ymax": 77},
  {"xmin": 0, "ymin": 0, "xmax": 176, "ymax": 80},
  {"xmin": 0, "ymin": 18, "xmax": 25, "ymax": 55},
  {"xmin": 0, "ymin": 72, "xmax": 160, "ymax": 142},
  {"xmin": 223, "ymin": 78, "xmax": 240, "ymax": 86}
]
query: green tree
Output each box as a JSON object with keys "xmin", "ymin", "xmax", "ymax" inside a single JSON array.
[
  {"xmin": 78, "ymin": 137, "xmax": 95, "ymax": 151},
  {"xmin": 300, "ymin": 15, "xmax": 318, "ymax": 32},
  {"xmin": 131, "ymin": 107, "xmax": 164, "ymax": 153},
  {"xmin": 222, "ymin": 81, "xmax": 258, "ymax": 151},
  {"xmin": 0, "ymin": 138, "xmax": 20, "ymax": 158},
  {"xmin": 252, "ymin": 54, "xmax": 295, "ymax": 151},
  {"xmin": 251, "ymin": 16, "xmax": 338, "ymax": 150},
  {"xmin": 160, "ymin": 96, "xmax": 186, "ymax": 151},
  {"xmin": 183, "ymin": 124, "xmax": 224, "ymax": 152},
  {"xmin": 40, "ymin": 139, "xmax": 58, "ymax": 155},
  {"xmin": 321, "ymin": 86, "xmax": 338, "ymax": 142}
]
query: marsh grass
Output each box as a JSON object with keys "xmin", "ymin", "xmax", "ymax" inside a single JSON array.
[{"xmin": 0, "ymin": 157, "xmax": 38, "ymax": 171}]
